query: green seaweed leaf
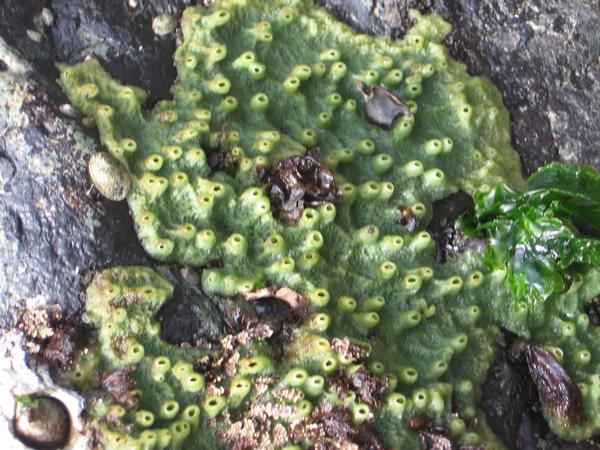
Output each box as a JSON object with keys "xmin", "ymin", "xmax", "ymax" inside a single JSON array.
[{"xmin": 465, "ymin": 163, "xmax": 600, "ymax": 307}]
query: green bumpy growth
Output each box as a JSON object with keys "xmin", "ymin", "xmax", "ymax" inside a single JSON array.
[{"xmin": 59, "ymin": 1, "xmax": 600, "ymax": 448}]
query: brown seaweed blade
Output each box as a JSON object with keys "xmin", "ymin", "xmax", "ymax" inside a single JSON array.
[{"xmin": 526, "ymin": 345, "xmax": 585, "ymax": 429}]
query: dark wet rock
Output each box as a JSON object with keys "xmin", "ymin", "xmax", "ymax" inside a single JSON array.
[
  {"xmin": 437, "ymin": 1, "xmax": 600, "ymax": 175},
  {"xmin": 357, "ymin": 81, "xmax": 411, "ymax": 129},
  {"xmin": 0, "ymin": 0, "xmax": 195, "ymax": 104},
  {"xmin": 427, "ymin": 191, "xmax": 484, "ymax": 263},
  {"xmin": 586, "ymin": 295, "xmax": 600, "ymax": 326},
  {"xmin": 429, "ymin": 191, "xmax": 475, "ymax": 228},
  {"xmin": 315, "ymin": 0, "xmax": 435, "ymax": 38},
  {"xmin": 13, "ymin": 395, "xmax": 71, "ymax": 449},
  {"xmin": 479, "ymin": 333, "xmax": 532, "ymax": 449},
  {"xmin": 0, "ymin": 40, "xmax": 150, "ymax": 327},
  {"xmin": 157, "ymin": 301, "xmax": 211, "ymax": 346},
  {"xmin": 155, "ymin": 268, "xmax": 225, "ymax": 346},
  {"xmin": 256, "ymin": 148, "xmax": 342, "ymax": 224},
  {"xmin": 0, "ymin": 64, "xmax": 152, "ymax": 327}
]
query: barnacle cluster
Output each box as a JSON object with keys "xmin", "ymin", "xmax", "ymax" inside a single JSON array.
[{"xmin": 58, "ymin": 0, "xmax": 600, "ymax": 448}]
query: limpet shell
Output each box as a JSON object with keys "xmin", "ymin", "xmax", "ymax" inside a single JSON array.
[{"xmin": 88, "ymin": 152, "xmax": 130, "ymax": 201}]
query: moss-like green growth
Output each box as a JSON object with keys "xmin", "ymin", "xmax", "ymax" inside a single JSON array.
[{"xmin": 59, "ymin": 1, "xmax": 600, "ymax": 448}]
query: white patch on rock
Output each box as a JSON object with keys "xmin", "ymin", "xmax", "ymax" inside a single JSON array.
[{"xmin": 152, "ymin": 14, "xmax": 177, "ymax": 36}]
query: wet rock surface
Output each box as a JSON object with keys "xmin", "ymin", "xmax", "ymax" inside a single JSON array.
[
  {"xmin": 0, "ymin": 48, "xmax": 153, "ymax": 327},
  {"xmin": 1, "ymin": 1, "xmax": 599, "ymax": 449}
]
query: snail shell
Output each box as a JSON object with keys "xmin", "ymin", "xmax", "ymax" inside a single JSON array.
[
  {"xmin": 88, "ymin": 152, "xmax": 130, "ymax": 201},
  {"xmin": 14, "ymin": 395, "xmax": 71, "ymax": 449}
]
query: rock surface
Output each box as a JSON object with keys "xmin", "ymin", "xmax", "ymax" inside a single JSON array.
[{"xmin": 0, "ymin": 1, "xmax": 599, "ymax": 449}]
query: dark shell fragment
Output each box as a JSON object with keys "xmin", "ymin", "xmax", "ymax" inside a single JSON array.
[
  {"xmin": 206, "ymin": 123, "xmax": 239, "ymax": 175},
  {"xmin": 257, "ymin": 148, "xmax": 342, "ymax": 224},
  {"xmin": 101, "ymin": 367, "xmax": 137, "ymax": 408},
  {"xmin": 357, "ymin": 81, "xmax": 411, "ymax": 129},
  {"xmin": 427, "ymin": 191, "xmax": 485, "ymax": 263},
  {"xmin": 13, "ymin": 395, "xmax": 71, "ymax": 450},
  {"xmin": 420, "ymin": 431, "xmax": 452, "ymax": 450},
  {"xmin": 243, "ymin": 286, "xmax": 310, "ymax": 347},
  {"xmin": 585, "ymin": 295, "xmax": 600, "ymax": 326},
  {"xmin": 420, "ymin": 430, "xmax": 487, "ymax": 450},
  {"xmin": 525, "ymin": 345, "xmax": 585, "ymax": 428},
  {"xmin": 291, "ymin": 400, "xmax": 386, "ymax": 450},
  {"xmin": 331, "ymin": 366, "xmax": 389, "ymax": 407},
  {"xmin": 397, "ymin": 204, "xmax": 418, "ymax": 233}
]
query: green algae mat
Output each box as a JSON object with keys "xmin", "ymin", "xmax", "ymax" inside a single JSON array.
[{"xmin": 57, "ymin": 0, "xmax": 600, "ymax": 448}]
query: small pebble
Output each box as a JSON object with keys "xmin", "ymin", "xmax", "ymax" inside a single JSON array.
[
  {"xmin": 59, "ymin": 103, "xmax": 82, "ymax": 119},
  {"xmin": 14, "ymin": 395, "xmax": 70, "ymax": 449},
  {"xmin": 180, "ymin": 267, "xmax": 200, "ymax": 285},
  {"xmin": 41, "ymin": 8, "xmax": 54, "ymax": 27},
  {"xmin": 128, "ymin": 0, "xmax": 139, "ymax": 8},
  {"xmin": 409, "ymin": 416, "xmax": 426, "ymax": 430},
  {"xmin": 152, "ymin": 14, "xmax": 177, "ymax": 36},
  {"xmin": 82, "ymin": 116, "xmax": 95, "ymax": 128},
  {"xmin": 26, "ymin": 29, "xmax": 43, "ymax": 43}
]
